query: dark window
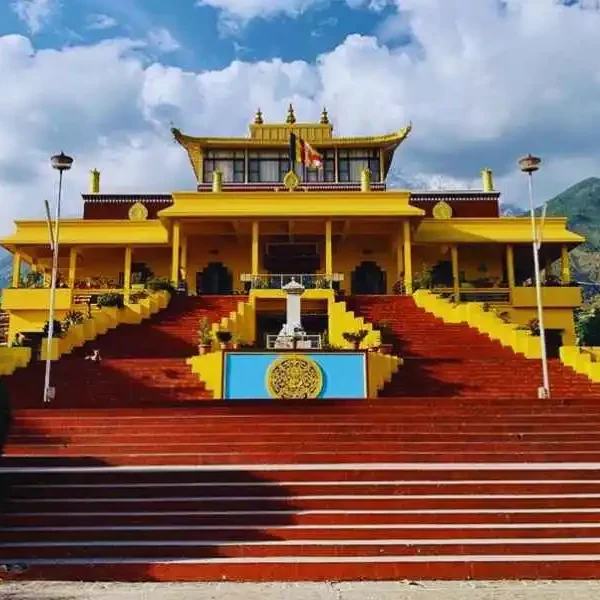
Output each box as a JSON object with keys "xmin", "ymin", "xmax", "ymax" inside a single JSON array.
[
  {"xmin": 338, "ymin": 149, "xmax": 381, "ymax": 183},
  {"xmin": 248, "ymin": 151, "xmax": 290, "ymax": 183},
  {"xmin": 203, "ymin": 151, "xmax": 245, "ymax": 183}
]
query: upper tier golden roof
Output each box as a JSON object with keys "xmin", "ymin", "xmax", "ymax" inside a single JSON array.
[{"xmin": 171, "ymin": 105, "xmax": 412, "ymax": 182}]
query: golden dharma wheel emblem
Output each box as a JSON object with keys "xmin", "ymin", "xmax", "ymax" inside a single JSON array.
[
  {"xmin": 283, "ymin": 169, "xmax": 300, "ymax": 191},
  {"xmin": 266, "ymin": 355, "xmax": 323, "ymax": 399},
  {"xmin": 432, "ymin": 200, "xmax": 453, "ymax": 220},
  {"xmin": 128, "ymin": 202, "xmax": 149, "ymax": 221}
]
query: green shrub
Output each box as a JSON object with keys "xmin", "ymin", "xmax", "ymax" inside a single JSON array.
[
  {"xmin": 146, "ymin": 277, "xmax": 175, "ymax": 293},
  {"xmin": 43, "ymin": 320, "xmax": 63, "ymax": 338},
  {"xmin": 576, "ymin": 306, "xmax": 600, "ymax": 346},
  {"xmin": 97, "ymin": 293, "xmax": 125, "ymax": 309},
  {"xmin": 64, "ymin": 310, "xmax": 85, "ymax": 325}
]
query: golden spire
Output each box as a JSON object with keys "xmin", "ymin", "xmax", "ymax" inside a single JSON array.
[
  {"xmin": 286, "ymin": 103, "xmax": 296, "ymax": 124},
  {"xmin": 320, "ymin": 107, "xmax": 329, "ymax": 124},
  {"xmin": 254, "ymin": 108, "xmax": 264, "ymax": 125}
]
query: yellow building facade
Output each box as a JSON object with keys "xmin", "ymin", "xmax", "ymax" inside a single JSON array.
[{"xmin": 0, "ymin": 107, "xmax": 584, "ymax": 347}]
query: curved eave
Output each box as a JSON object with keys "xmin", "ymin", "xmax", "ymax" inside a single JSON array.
[
  {"xmin": 160, "ymin": 191, "xmax": 424, "ymax": 219},
  {"xmin": 172, "ymin": 125, "xmax": 411, "ymax": 149},
  {"xmin": 415, "ymin": 217, "xmax": 585, "ymax": 245}
]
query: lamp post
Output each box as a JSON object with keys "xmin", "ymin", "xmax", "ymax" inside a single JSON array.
[
  {"xmin": 43, "ymin": 152, "xmax": 74, "ymax": 404},
  {"xmin": 518, "ymin": 154, "xmax": 550, "ymax": 399}
]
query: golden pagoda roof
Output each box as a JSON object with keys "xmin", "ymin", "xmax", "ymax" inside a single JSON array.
[{"xmin": 171, "ymin": 106, "xmax": 412, "ymax": 182}]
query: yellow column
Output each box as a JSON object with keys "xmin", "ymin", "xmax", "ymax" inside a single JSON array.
[
  {"xmin": 506, "ymin": 244, "xmax": 516, "ymax": 289},
  {"xmin": 451, "ymin": 245, "xmax": 460, "ymax": 300},
  {"xmin": 180, "ymin": 234, "xmax": 188, "ymax": 282},
  {"xmin": 403, "ymin": 220, "xmax": 413, "ymax": 295},
  {"xmin": 396, "ymin": 228, "xmax": 403, "ymax": 283},
  {"xmin": 68, "ymin": 248, "xmax": 78, "ymax": 288},
  {"xmin": 251, "ymin": 221, "xmax": 259, "ymax": 275},
  {"xmin": 325, "ymin": 220, "xmax": 333, "ymax": 275},
  {"xmin": 11, "ymin": 252, "xmax": 21, "ymax": 288},
  {"xmin": 171, "ymin": 220, "xmax": 180, "ymax": 284},
  {"xmin": 561, "ymin": 245, "xmax": 571, "ymax": 284},
  {"xmin": 124, "ymin": 246, "xmax": 132, "ymax": 302}
]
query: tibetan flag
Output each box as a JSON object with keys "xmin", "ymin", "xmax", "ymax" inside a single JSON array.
[
  {"xmin": 299, "ymin": 139, "xmax": 323, "ymax": 169},
  {"xmin": 289, "ymin": 133, "xmax": 323, "ymax": 169}
]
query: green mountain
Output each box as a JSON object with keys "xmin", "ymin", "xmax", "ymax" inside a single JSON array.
[{"xmin": 543, "ymin": 177, "xmax": 600, "ymax": 287}]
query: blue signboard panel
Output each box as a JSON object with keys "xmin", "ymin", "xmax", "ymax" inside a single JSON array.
[{"xmin": 224, "ymin": 352, "xmax": 367, "ymax": 400}]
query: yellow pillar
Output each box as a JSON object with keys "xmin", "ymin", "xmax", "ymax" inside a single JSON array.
[
  {"xmin": 403, "ymin": 220, "xmax": 413, "ymax": 295},
  {"xmin": 11, "ymin": 252, "xmax": 21, "ymax": 288},
  {"xmin": 396, "ymin": 228, "xmax": 403, "ymax": 284},
  {"xmin": 171, "ymin": 220, "xmax": 180, "ymax": 284},
  {"xmin": 506, "ymin": 244, "xmax": 516, "ymax": 289},
  {"xmin": 68, "ymin": 248, "xmax": 78, "ymax": 288},
  {"xmin": 180, "ymin": 235, "xmax": 188, "ymax": 281},
  {"xmin": 561, "ymin": 245, "xmax": 571, "ymax": 284},
  {"xmin": 251, "ymin": 221, "xmax": 259, "ymax": 275},
  {"xmin": 451, "ymin": 245, "xmax": 460, "ymax": 300},
  {"xmin": 124, "ymin": 246, "xmax": 133, "ymax": 302},
  {"xmin": 325, "ymin": 220, "xmax": 333, "ymax": 275}
]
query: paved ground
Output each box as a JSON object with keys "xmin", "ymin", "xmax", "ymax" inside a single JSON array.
[{"xmin": 2, "ymin": 581, "xmax": 600, "ymax": 599}]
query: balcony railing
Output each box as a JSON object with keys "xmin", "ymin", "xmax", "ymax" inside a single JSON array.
[
  {"xmin": 241, "ymin": 273, "xmax": 344, "ymax": 290},
  {"xmin": 435, "ymin": 287, "xmax": 512, "ymax": 304},
  {"xmin": 266, "ymin": 334, "xmax": 322, "ymax": 350}
]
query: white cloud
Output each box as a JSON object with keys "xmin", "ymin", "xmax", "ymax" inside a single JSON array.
[
  {"xmin": 147, "ymin": 28, "xmax": 181, "ymax": 53},
  {"xmin": 86, "ymin": 14, "xmax": 119, "ymax": 31},
  {"xmin": 1, "ymin": 0, "xmax": 600, "ymax": 235},
  {"xmin": 11, "ymin": 0, "xmax": 57, "ymax": 34},
  {"xmin": 197, "ymin": 0, "xmax": 392, "ymax": 23},
  {"xmin": 196, "ymin": 0, "xmax": 322, "ymax": 22}
]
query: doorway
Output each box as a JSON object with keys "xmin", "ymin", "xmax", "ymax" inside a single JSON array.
[
  {"xmin": 196, "ymin": 262, "xmax": 233, "ymax": 295},
  {"xmin": 351, "ymin": 261, "xmax": 387, "ymax": 295}
]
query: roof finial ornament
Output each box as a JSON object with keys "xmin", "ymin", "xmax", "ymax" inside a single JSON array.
[
  {"xmin": 286, "ymin": 103, "xmax": 296, "ymax": 124},
  {"xmin": 254, "ymin": 108, "xmax": 264, "ymax": 125},
  {"xmin": 320, "ymin": 107, "xmax": 329, "ymax": 125}
]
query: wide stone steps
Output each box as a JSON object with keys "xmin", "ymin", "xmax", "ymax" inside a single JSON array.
[
  {"xmin": 4, "ymin": 296, "xmax": 238, "ymax": 408},
  {"xmin": 347, "ymin": 296, "xmax": 600, "ymax": 398}
]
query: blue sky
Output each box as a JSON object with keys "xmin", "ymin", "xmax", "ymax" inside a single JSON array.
[
  {"xmin": 0, "ymin": 0, "xmax": 396, "ymax": 70},
  {"xmin": 0, "ymin": 0, "xmax": 599, "ymax": 227}
]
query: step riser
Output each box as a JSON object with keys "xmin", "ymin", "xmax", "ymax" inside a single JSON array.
[{"xmin": 3, "ymin": 560, "xmax": 600, "ymax": 582}]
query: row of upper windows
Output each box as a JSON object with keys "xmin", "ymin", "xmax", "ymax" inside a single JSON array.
[{"xmin": 202, "ymin": 149, "xmax": 382, "ymax": 184}]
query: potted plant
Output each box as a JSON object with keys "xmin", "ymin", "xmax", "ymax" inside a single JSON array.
[
  {"xmin": 377, "ymin": 320, "xmax": 394, "ymax": 355},
  {"xmin": 197, "ymin": 317, "xmax": 213, "ymax": 355},
  {"xmin": 342, "ymin": 329, "xmax": 368, "ymax": 350},
  {"xmin": 215, "ymin": 330, "xmax": 233, "ymax": 350}
]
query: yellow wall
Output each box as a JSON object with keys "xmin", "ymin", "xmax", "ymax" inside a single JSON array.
[
  {"xmin": 334, "ymin": 235, "xmax": 396, "ymax": 293},
  {"xmin": 185, "ymin": 235, "xmax": 251, "ymax": 292}
]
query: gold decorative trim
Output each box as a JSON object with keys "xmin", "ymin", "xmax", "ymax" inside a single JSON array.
[
  {"xmin": 283, "ymin": 169, "xmax": 300, "ymax": 191},
  {"xmin": 128, "ymin": 202, "xmax": 149, "ymax": 221},
  {"xmin": 432, "ymin": 200, "xmax": 453, "ymax": 220},
  {"xmin": 266, "ymin": 354, "xmax": 323, "ymax": 399}
]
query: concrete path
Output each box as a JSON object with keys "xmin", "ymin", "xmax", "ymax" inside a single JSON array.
[{"xmin": 2, "ymin": 581, "xmax": 600, "ymax": 599}]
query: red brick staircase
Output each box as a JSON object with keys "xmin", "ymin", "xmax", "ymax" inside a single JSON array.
[
  {"xmin": 347, "ymin": 296, "xmax": 600, "ymax": 399},
  {"xmin": 3, "ymin": 294, "xmax": 600, "ymax": 581},
  {"xmin": 4, "ymin": 296, "xmax": 238, "ymax": 409},
  {"xmin": 2, "ymin": 399, "xmax": 600, "ymax": 580}
]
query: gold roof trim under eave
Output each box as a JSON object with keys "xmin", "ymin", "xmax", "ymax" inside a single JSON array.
[
  {"xmin": 0, "ymin": 219, "xmax": 169, "ymax": 246},
  {"xmin": 414, "ymin": 217, "xmax": 585, "ymax": 245},
  {"xmin": 160, "ymin": 190, "xmax": 424, "ymax": 219}
]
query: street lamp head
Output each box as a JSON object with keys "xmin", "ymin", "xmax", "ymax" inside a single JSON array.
[
  {"xmin": 51, "ymin": 152, "xmax": 74, "ymax": 172},
  {"xmin": 519, "ymin": 154, "xmax": 541, "ymax": 174}
]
